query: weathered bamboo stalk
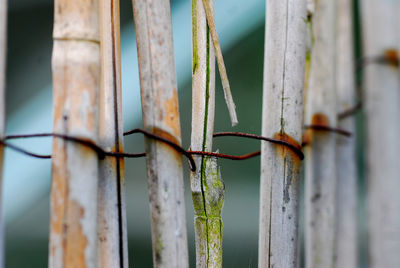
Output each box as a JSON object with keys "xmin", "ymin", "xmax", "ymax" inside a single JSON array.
[
  {"xmin": 191, "ymin": 0, "xmax": 225, "ymax": 267},
  {"xmin": 258, "ymin": 0, "xmax": 307, "ymax": 267},
  {"xmin": 362, "ymin": 1, "xmax": 400, "ymax": 267},
  {"xmin": 335, "ymin": 0, "xmax": 357, "ymax": 267},
  {"xmin": 49, "ymin": 0, "xmax": 100, "ymax": 267},
  {"xmin": 98, "ymin": 0, "xmax": 129, "ymax": 267},
  {"xmin": 304, "ymin": 0, "xmax": 337, "ymax": 267},
  {"xmin": 200, "ymin": 0, "xmax": 237, "ymax": 126},
  {"xmin": 132, "ymin": 1, "xmax": 189, "ymax": 267},
  {"xmin": 0, "ymin": 0, "xmax": 7, "ymax": 267}
]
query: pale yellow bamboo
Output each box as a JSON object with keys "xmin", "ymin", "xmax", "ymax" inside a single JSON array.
[
  {"xmin": 98, "ymin": 0, "xmax": 128, "ymax": 267},
  {"xmin": 49, "ymin": 0, "xmax": 101, "ymax": 267},
  {"xmin": 132, "ymin": 0, "xmax": 189, "ymax": 267},
  {"xmin": 0, "ymin": 0, "xmax": 7, "ymax": 267}
]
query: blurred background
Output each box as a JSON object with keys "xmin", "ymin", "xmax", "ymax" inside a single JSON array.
[{"xmin": 3, "ymin": 0, "xmax": 365, "ymax": 267}]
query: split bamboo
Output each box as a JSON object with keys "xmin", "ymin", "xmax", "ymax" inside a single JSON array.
[
  {"xmin": 0, "ymin": 0, "xmax": 6, "ymax": 267},
  {"xmin": 258, "ymin": 0, "xmax": 307, "ymax": 267},
  {"xmin": 335, "ymin": 0, "xmax": 357, "ymax": 267},
  {"xmin": 49, "ymin": 0, "xmax": 101, "ymax": 267},
  {"xmin": 304, "ymin": 0, "xmax": 337, "ymax": 267},
  {"xmin": 132, "ymin": 1, "xmax": 189, "ymax": 267},
  {"xmin": 362, "ymin": 1, "xmax": 400, "ymax": 267},
  {"xmin": 98, "ymin": 0, "xmax": 129, "ymax": 267},
  {"xmin": 191, "ymin": 0, "xmax": 225, "ymax": 267},
  {"xmin": 200, "ymin": 0, "xmax": 237, "ymax": 126}
]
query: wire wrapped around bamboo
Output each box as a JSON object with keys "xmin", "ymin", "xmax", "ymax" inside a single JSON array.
[
  {"xmin": 258, "ymin": 0, "xmax": 307, "ymax": 267},
  {"xmin": 98, "ymin": 0, "xmax": 129, "ymax": 267},
  {"xmin": 132, "ymin": 0, "xmax": 189, "ymax": 267},
  {"xmin": 0, "ymin": 0, "xmax": 7, "ymax": 267},
  {"xmin": 362, "ymin": 1, "xmax": 400, "ymax": 267},
  {"xmin": 304, "ymin": 0, "xmax": 337, "ymax": 267},
  {"xmin": 49, "ymin": 0, "xmax": 101, "ymax": 267}
]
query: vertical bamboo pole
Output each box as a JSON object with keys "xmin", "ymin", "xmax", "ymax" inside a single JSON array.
[
  {"xmin": 335, "ymin": 0, "xmax": 357, "ymax": 267},
  {"xmin": 258, "ymin": 0, "xmax": 307, "ymax": 267},
  {"xmin": 98, "ymin": 0, "xmax": 129, "ymax": 267},
  {"xmin": 304, "ymin": 0, "xmax": 337, "ymax": 267},
  {"xmin": 49, "ymin": 0, "xmax": 100, "ymax": 267},
  {"xmin": 362, "ymin": 1, "xmax": 400, "ymax": 267},
  {"xmin": 191, "ymin": 0, "xmax": 225, "ymax": 267},
  {"xmin": 0, "ymin": 0, "xmax": 6, "ymax": 267},
  {"xmin": 132, "ymin": 1, "xmax": 189, "ymax": 267}
]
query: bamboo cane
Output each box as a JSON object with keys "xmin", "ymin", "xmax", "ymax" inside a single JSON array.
[
  {"xmin": 335, "ymin": 0, "xmax": 357, "ymax": 267},
  {"xmin": 200, "ymin": 0, "xmax": 237, "ymax": 126},
  {"xmin": 304, "ymin": 0, "xmax": 337, "ymax": 267},
  {"xmin": 258, "ymin": 1, "xmax": 307, "ymax": 267},
  {"xmin": 0, "ymin": 0, "xmax": 7, "ymax": 267},
  {"xmin": 191, "ymin": 0, "xmax": 225, "ymax": 267},
  {"xmin": 362, "ymin": 1, "xmax": 400, "ymax": 267},
  {"xmin": 132, "ymin": 1, "xmax": 189, "ymax": 267},
  {"xmin": 98, "ymin": 0, "xmax": 129, "ymax": 267},
  {"xmin": 49, "ymin": 0, "xmax": 101, "ymax": 267}
]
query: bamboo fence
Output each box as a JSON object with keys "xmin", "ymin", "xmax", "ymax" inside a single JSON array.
[
  {"xmin": 49, "ymin": 0, "xmax": 101, "ymax": 267},
  {"xmin": 258, "ymin": 0, "xmax": 307, "ymax": 267},
  {"xmin": 1, "ymin": 0, "xmax": 400, "ymax": 267},
  {"xmin": 362, "ymin": 0, "xmax": 400, "ymax": 267},
  {"xmin": 304, "ymin": 0, "xmax": 337, "ymax": 267},
  {"xmin": 98, "ymin": 0, "xmax": 128, "ymax": 267},
  {"xmin": 335, "ymin": 0, "xmax": 358, "ymax": 267},
  {"xmin": 132, "ymin": 0, "xmax": 189, "ymax": 267},
  {"xmin": 191, "ymin": 0, "xmax": 225, "ymax": 267}
]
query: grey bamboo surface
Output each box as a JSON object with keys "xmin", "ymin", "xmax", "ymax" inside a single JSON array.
[
  {"xmin": 132, "ymin": 0, "xmax": 189, "ymax": 267},
  {"xmin": 49, "ymin": 0, "xmax": 101, "ymax": 267},
  {"xmin": 335, "ymin": 0, "xmax": 357, "ymax": 267},
  {"xmin": 0, "ymin": 0, "xmax": 6, "ymax": 267},
  {"xmin": 362, "ymin": 0, "xmax": 400, "ymax": 267},
  {"xmin": 304, "ymin": 0, "xmax": 337, "ymax": 267},
  {"xmin": 98, "ymin": 0, "xmax": 129, "ymax": 267},
  {"xmin": 258, "ymin": 0, "xmax": 307, "ymax": 267}
]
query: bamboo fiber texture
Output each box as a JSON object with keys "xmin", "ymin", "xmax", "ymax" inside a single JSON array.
[
  {"xmin": 258, "ymin": 0, "xmax": 307, "ymax": 267},
  {"xmin": 335, "ymin": 0, "xmax": 357, "ymax": 267},
  {"xmin": 191, "ymin": 0, "xmax": 225, "ymax": 267},
  {"xmin": 49, "ymin": 0, "xmax": 101, "ymax": 267},
  {"xmin": 98, "ymin": 0, "xmax": 129, "ymax": 267},
  {"xmin": 362, "ymin": 1, "xmax": 400, "ymax": 267},
  {"xmin": 304, "ymin": 0, "xmax": 337, "ymax": 267},
  {"xmin": 132, "ymin": 0, "xmax": 189, "ymax": 267}
]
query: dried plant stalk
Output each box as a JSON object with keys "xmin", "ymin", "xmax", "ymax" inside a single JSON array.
[
  {"xmin": 132, "ymin": 0, "xmax": 189, "ymax": 267},
  {"xmin": 304, "ymin": 0, "xmax": 337, "ymax": 267},
  {"xmin": 362, "ymin": 0, "xmax": 400, "ymax": 267},
  {"xmin": 0, "ymin": 0, "xmax": 7, "ymax": 266},
  {"xmin": 49, "ymin": 0, "xmax": 100, "ymax": 267},
  {"xmin": 98, "ymin": 0, "xmax": 129, "ymax": 267},
  {"xmin": 191, "ymin": 0, "xmax": 225, "ymax": 267},
  {"xmin": 335, "ymin": 0, "xmax": 357, "ymax": 267},
  {"xmin": 201, "ymin": 0, "xmax": 237, "ymax": 126},
  {"xmin": 258, "ymin": 0, "xmax": 307, "ymax": 267}
]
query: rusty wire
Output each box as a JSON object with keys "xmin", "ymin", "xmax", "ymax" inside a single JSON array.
[{"xmin": 1, "ymin": 123, "xmax": 355, "ymax": 172}]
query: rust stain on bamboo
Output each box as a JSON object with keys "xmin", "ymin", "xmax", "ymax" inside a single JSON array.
[
  {"xmin": 302, "ymin": 113, "xmax": 330, "ymax": 146},
  {"xmin": 162, "ymin": 89, "xmax": 181, "ymax": 137},
  {"xmin": 383, "ymin": 48, "xmax": 399, "ymax": 67},
  {"xmin": 65, "ymin": 200, "xmax": 88, "ymax": 267},
  {"xmin": 151, "ymin": 127, "xmax": 182, "ymax": 160},
  {"xmin": 273, "ymin": 132, "xmax": 302, "ymax": 165}
]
